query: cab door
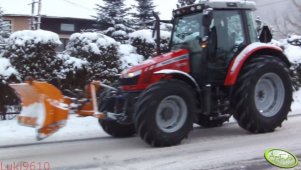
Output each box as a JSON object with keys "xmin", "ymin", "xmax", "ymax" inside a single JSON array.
[{"xmin": 207, "ymin": 10, "xmax": 247, "ymax": 84}]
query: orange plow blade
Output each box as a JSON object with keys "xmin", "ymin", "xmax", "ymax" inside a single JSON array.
[
  {"xmin": 9, "ymin": 80, "xmax": 107, "ymax": 140},
  {"xmin": 10, "ymin": 81, "xmax": 69, "ymax": 140}
]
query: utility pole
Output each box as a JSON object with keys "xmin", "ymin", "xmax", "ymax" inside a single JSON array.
[
  {"xmin": 37, "ymin": 0, "xmax": 42, "ymax": 29},
  {"xmin": 29, "ymin": 0, "xmax": 42, "ymax": 30},
  {"xmin": 30, "ymin": 0, "xmax": 36, "ymax": 30}
]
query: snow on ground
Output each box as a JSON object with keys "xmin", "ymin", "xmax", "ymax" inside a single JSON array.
[
  {"xmin": 1, "ymin": 90, "xmax": 300, "ymax": 147},
  {"xmin": 292, "ymin": 89, "xmax": 301, "ymax": 114},
  {"xmin": 0, "ymin": 115, "xmax": 107, "ymax": 147}
]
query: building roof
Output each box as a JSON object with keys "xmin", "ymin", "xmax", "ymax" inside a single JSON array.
[
  {"xmin": 0, "ymin": 0, "xmax": 99, "ymax": 20},
  {"xmin": 3, "ymin": 14, "xmax": 95, "ymax": 21}
]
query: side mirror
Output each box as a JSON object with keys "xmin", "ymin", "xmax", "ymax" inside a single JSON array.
[
  {"xmin": 202, "ymin": 9, "xmax": 213, "ymax": 27},
  {"xmin": 259, "ymin": 26, "xmax": 272, "ymax": 43}
]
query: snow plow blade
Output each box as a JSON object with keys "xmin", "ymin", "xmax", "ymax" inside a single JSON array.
[
  {"xmin": 9, "ymin": 80, "xmax": 106, "ymax": 140},
  {"xmin": 9, "ymin": 81, "xmax": 69, "ymax": 140}
]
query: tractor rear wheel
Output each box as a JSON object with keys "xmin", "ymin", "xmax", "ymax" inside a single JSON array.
[
  {"xmin": 135, "ymin": 80, "xmax": 195, "ymax": 147},
  {"xmin": 98, "ymin": 87, "xmax": 135, "ymax": 138},
  {"xmin": 232, "ymin": 56, "xmax": 292, "ymax": 133}
]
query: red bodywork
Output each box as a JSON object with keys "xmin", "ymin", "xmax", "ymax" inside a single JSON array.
[
  {"xmin": 224, "ymin": 43, "xmax": 283, "ymax": 86},
  {"xmin": 121, "ymin": 49, "xmax": 190, "ymax": 91},
  {"xmin": 121, "ymin": 43, "xmax": 285, "ymax": 91}
]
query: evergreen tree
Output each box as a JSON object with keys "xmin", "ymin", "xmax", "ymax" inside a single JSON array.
[
  {"xmin": 132, "ymin": 0, "xmax": 157, "ymax": 29},
  {"xmin": 94, "ymin": 0, "xmax": 130, "ymax": 30},
  {"xmin": 177, "ymin": 0, "xmax": 196, "ymax": 7},
  {"xmin": 0, "ymin": 7, "xmax": 11, "ymax": 44}
]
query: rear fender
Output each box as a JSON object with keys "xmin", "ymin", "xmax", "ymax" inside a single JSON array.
[{"xmin": 224, "ymin": 42, "xmax": 290, "ymax": 86}]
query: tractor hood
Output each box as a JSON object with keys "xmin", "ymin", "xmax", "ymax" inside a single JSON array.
[{"xmin": 121, "ymin": 49, "xmax": 189, "ymax": 78}]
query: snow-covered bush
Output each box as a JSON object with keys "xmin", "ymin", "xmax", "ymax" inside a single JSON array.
[
  {"xmin": 54, "ymin": 53, "xmax": 89, "ymax": 91},
  {"xmin": 103, "ymin": 24, "xmax": 134, "ymax": 44},
  {"xmin": 66, "ymin": 32, "xmax": 121, "ymax": 84},
  {"xmin": 283, "ymin": 43, "xmax": 301, "ymax": 90},
  {"xmin": 287, "ymin": 35, "xmax": 301, "ymax": 46},
  {"xmin": 273, "ymin": 38, "xmax": 301, "ymax": 90},
  {"xmin": 0, "ymin": 57, "xmax": 19, "ymax": 83},
  {"xmin": 2, "ymin": 30, "xmax": 62, "ymax": 82},
  {"xmin": 129, "ymin": 29, "xmax": 171, "ymax": 59},
  {"xmin": 118, "ymin": 44, "xmax": 144, "ymax": 69}
]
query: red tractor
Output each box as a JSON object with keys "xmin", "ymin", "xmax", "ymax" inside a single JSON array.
[
  {"xmin": 11, "ymin": 0, "xmax": 292, "ymax": 147},
  {"xmin": 98, "ymin": 0, "xmax": 292, "ymax": 147}
]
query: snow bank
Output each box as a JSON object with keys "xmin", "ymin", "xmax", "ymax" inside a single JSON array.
[
  {"xmin": 0, "ymin": 57, "xmax": 18, "ymax": 80},
  {"xmin": 9, "ymin": 30, "xmax": 61, "ymax": 46},
  {"xmin": 118, "ymin": 44, "xmax": 144, "ymax": 69},
  {"xmin": 68, "ymin": 32, "xmax": 118, "ymax": 55}
]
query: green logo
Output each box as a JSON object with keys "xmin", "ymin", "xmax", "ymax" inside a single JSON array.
[{"xmin": 264, "ymin": 149, "xmax": 299, "ymax": 168}]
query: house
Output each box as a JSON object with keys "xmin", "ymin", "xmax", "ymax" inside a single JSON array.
[
  {"xmin": 1, "ymin": 0, "xmax": 99, "ymax": 51},
  {"xmin": 3, "ymin": 14, "xmax": 97, "ymax": 51}
]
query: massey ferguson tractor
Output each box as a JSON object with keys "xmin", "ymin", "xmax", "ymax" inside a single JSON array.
[{"xmin": 10, "ymin": 0, "xmax": 292, "ymax": 147}]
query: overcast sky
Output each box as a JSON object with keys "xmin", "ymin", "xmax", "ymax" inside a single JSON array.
[
  {"xmin": 0, "ymin": 0, "xmax": 178, "ymax": 19},
  {"xmin": 0, "ymin": 0, "xmax": 297, "ymax": 36}
]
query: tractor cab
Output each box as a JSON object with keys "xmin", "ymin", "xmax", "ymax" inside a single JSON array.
[{"xmin": 168, "ymin": 1, "xmax": 258, "ymax": 85}]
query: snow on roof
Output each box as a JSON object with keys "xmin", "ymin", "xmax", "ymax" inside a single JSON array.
[
  {"xmin": 0, "ymin": 0, "xmax": 99, "ymax": 19},
  {"xmin": 0, "ymin": 0, "xmax": 180, "ymax": 20}
]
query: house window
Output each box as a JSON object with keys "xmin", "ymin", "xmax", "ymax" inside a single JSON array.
[
  {"xmin": 3, "ymin": 20, "xmax": 12, "ymax": 33},
  {"xmin": 60, "ymin": 23, "xmax": 75, "ymax": 32}
]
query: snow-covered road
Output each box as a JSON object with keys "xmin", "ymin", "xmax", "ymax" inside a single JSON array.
[
  {"xmin": 1, "ymin": 115, "xmax": 301, "ymax": 170},
  {"xmin": 0, "ymin": 90, "xmax": 300, "ymax": 169}
]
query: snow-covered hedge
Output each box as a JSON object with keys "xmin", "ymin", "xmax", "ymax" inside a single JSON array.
[
  {"xmin": 2, "ymin": 30, "xmax": 62, "ymax": 82},
  {"xmin": 66, "ymin": 32, "xmax": 121, "ymax": 84},
  {"xmin": 129, "ymin": 29, "xmax": 171, "ymax": 59}
]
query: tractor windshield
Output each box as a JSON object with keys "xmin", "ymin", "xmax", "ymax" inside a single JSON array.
[{"xmin": 171, "ymin": 13, "xmax": 204, "ymax": 50}]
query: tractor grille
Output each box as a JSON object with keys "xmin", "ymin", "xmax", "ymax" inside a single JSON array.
[{"xmin": 119, "ymin": 76, "xmax": 139, "ymax": 86}]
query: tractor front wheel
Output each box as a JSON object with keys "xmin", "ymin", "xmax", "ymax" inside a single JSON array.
[
  {"xmin": 135, "ymin": 80, "xmax": 195, "ymax": 147},
  {"xmin": 232, "ymin": 56, "xmax": 292, "ymax": 133}
]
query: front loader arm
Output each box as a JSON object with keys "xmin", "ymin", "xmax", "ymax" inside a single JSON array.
[{"xmin": 9, "ymin": 80, "xmax": 107, "ymax": 140}]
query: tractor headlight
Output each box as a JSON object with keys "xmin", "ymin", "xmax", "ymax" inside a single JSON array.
[{"xmin": 125, "ymin": 70, "xmax": 142, "ymax": 78}]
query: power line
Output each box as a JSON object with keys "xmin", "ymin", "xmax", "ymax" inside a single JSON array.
[{"xmin": 61, "ymin": 0, "xmax": 92, "ymax": 11}]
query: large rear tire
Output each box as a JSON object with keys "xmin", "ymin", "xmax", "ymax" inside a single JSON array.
[
  {"xmin": 98, "ymin": 87, "xmax": 135, "ymax": 138},
  {"xmin": 232, "ymin": 56, "xmax": 292, "ymax": 133},
  {"xmin": 135, "ymin": 80, "xmax": 196, "ymax": 147}
]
